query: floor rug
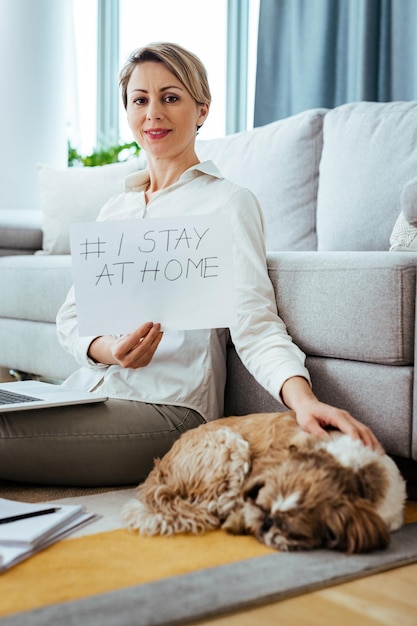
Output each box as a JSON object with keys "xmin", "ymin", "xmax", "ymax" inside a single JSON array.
[{"xmin": 1, "ymin": 493, "xmax": 417, "ymax": 626}]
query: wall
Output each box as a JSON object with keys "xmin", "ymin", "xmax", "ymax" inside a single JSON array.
[{"xmin": 0, "ymin": 0, "xmax": 68, "ymax": 211}]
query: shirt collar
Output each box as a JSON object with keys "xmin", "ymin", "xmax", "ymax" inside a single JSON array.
[{"xmin": 124, "ymin": 160, "xmax": 223, "ymax": 192}]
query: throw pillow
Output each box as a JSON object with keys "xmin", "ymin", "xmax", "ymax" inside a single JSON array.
[
  {"xmin": 401, "ymin": 175, "xmax": 417, "ymax": 227},
  {"xmin": 37, "ymin": 157, "xmax": 145, "ymax": 255},
  {"xmin": 389, "ymin": 212, "xmax": 417, "ymax": 251},
  {"xmin": 196, "ymin": 108, "xmax": 328, "ymax": 251},
  {"xmin": 390, "ymin": 176, "xmax": 417, "ymax": 251}
]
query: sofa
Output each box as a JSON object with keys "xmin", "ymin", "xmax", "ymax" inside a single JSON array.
[{"xmin": 1, "ymin": 100, "xmax": 417, "ymax": 469}]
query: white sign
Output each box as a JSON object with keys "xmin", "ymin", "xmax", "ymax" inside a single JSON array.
[{"xmin": 69, "ymin": 214, "xmax": 236, "ymax": 335}]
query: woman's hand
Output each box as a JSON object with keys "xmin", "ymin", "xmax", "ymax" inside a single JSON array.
[
  {"xmin": 281, "ymin": 376, "xmax": 383, "ymax": 452},
  {"xmin": 88, "ymin": 322, "xmax": 163, "ymax": 369}
]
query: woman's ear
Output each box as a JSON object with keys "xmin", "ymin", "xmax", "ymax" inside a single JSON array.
[{"xmin": 197, "ymin": 102, "xmax": 209, "ymax": 126}]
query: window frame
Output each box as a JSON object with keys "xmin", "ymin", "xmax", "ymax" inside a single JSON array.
[{"xmin": 96, "ymin": 0, "xmax": 251, "ymax": 148}]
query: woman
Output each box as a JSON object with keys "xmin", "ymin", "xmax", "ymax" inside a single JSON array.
[{"xmin": 0, "ymin": 43, "xmax": 379, "ymax": 486}]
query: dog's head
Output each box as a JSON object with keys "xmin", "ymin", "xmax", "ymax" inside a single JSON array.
[{"xmin": 238, "ymin": 449, "xmax": 390, "ymax": 553}]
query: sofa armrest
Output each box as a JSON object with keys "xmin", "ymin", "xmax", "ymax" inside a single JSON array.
[
  {"xmin": 0, "ymin": 209, "xmax": 42, "ymax": 255},
  {"xmin": 267, "ymin": 251, "xmax": 416, "ymax": 365}
]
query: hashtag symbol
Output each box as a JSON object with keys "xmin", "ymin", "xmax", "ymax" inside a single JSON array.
[{"xmin": 80, "ymin": 237, "xmax": 106, "ymax": 260}]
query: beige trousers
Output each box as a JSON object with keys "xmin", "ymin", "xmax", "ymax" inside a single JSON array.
[{"xmin": 0, "ymin": 400, "xmax": 204, "ymax": 486}]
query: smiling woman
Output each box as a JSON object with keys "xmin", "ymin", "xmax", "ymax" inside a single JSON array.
[
  {"xmin": 120, "ymin": 46, "xmax": 210, "ymax": 183},
  {"xmin": 71, "ymin": 0, "xmax": 260, "ymax": 154}
]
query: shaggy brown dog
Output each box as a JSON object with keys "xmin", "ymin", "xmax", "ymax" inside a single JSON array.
[{"xmin": 122, "ymin": 412, "xmax": 406, "ymax": 553}]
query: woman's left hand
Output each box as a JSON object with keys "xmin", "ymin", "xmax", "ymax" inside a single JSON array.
[
  {"xmin": 281, "ymin": 376, "xmax": 383, "ymax": 452},
  {"xmin": 294, "ymin": 398, "xmax": 383, "ymax": 451}
]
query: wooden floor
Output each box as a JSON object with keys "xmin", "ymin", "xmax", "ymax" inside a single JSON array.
[{"xmin": 193, "ymin": 562, "xmax": 417, "ymax": 625}]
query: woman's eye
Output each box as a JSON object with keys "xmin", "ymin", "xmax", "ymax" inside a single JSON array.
[
  {"xmin": 164, "ymin": 95, "xmax": 179, "ymax": 103},
  {"xmin": 133, "ymin": 98, "xmax": 146, "ymax": 106}
]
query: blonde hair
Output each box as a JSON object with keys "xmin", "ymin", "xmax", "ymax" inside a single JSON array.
[{"xmin": 119, "ymin": 42, "xmax": 212, "ymax": 110}]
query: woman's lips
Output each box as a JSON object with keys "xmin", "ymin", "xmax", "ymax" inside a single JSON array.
[{"xmin": 145, "ymin": 129, "xmax": 171, "ymax": 139}]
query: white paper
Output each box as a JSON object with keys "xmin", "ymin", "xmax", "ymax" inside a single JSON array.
[
  {"xmin": 0, "ymin": 498, "xmax": 85, "ymax": 547},
  {"xmin": 0, "ymin": 512, "xmax": 99, "ymax": 572},
  {"xmin": 70, "ymin": 214, "xmax": 236, "ymax": 335}
]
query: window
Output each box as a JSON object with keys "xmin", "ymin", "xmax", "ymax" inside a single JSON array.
[
  {"xmin": 70, "ymin": 0, "xmax": 259, "ymax": 155},
  {"xmin": 119, "ymin": 0, "xmax": 228, "ymax": 142},
  {"xmin": 71, "ymin": 0, "xmax": 98, "ymax": 155}
]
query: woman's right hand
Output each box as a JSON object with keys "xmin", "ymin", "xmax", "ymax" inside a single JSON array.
[{"xmin": 88, "ymin": 322, "xmax": 163, "ymax": 368}]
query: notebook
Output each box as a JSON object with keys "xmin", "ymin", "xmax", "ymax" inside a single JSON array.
[
  {"xmin": 0, "ymin": 380, "xmax": 108, "ymax": 412},
  {"xmin": 0, "ymin": 497, "xmax": 100, "ymax": 571}
]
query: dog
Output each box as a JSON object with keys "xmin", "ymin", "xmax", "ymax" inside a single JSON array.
[{"xmin": 121, "ymin": 411, "xmax": 406, "ymax": 553}]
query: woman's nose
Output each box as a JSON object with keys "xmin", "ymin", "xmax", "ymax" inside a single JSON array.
[{"xmin": 146, "ymin": 102, "xmax": 163, "ymax": 121}]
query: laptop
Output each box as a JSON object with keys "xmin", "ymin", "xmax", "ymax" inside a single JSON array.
[{"xmin": 0, "ymin": 380, "xmax": 108, "ymax": 413}]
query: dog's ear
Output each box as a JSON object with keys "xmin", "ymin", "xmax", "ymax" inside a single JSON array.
[
  {"xmin": 353, "ymin": 463, "xmax": 388, "ymax": 503},
  {"xmin": 243, "ymin": 479, "xmax": 265, "ymax": 503},
  {"xmin": 322, "ymin": 499, "xmax": 390, "ymax": 553}
]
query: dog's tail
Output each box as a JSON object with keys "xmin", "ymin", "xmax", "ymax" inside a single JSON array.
[
  {"xmin": 121, "ymin": 487, "xmax": 222, "ymax": 535},
  {"xmin": 121, "ymin": 427, "xmax": 251, "ymax": 536}
]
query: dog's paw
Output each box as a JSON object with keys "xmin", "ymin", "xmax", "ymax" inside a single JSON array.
[
  {"xmin": 221, "ymin": 508, "xmax": 247, "ymax": 535},
  {"xmin": 121, "ymin": 498, "xmax": 173, "ymax": 536}
]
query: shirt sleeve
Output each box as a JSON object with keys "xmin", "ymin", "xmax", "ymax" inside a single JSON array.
[{"xmin": 228, "ymin": 187, "xmax": 311, "ymax": 402}]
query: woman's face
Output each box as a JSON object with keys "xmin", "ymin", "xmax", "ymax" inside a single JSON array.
[{"xmin": 125, "ymin": 61, "xmax": 208, "ymax": 161}]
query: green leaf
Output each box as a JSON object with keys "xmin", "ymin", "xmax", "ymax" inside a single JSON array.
[{"xmin": 68, "ymin": 141, "xmax": 140, "ymax": 167}]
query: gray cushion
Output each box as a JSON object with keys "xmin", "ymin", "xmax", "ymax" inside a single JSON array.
[
  {"xmin": 307, "ymin": 357, "xmax": 413, "ymax": 458},
  {"xmin": 0, "ymin": 317, "xmax": 78, "ymax": 380},
  {"xmin": 266, "ymin": 251, "xmax": 416, "ymax": 366},
  {"xmin": 0, "ymin": 209, "xmax": 42, "ymax": 251},
  {"xmin": 224, "ymin": 347, "xmax": 412, "ymax": 458},
  {"xmin": 0, "ymin": 255, "xmax": 72, "ymax": 322}
]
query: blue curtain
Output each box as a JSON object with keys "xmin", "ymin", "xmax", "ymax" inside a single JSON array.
[{"xmin": 254, "ymin": 0, "xmax": 417, "ymax": 126}]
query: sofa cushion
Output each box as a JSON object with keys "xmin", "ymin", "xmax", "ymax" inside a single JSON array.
[
  {"xmin": 224, "ymin": 349, "xmax": 413, "ymax": 458},
  {"xmin": 0, "ymin": 209, "xmax": 42, "ymax": 254},
  {"xmin": 37, "ymin": 158, "xmax": 145, "ymax": 255},
  {"xmin": 316, "ymin": 101, "xmax": 417, "ymax": 251},
  {"xmin": 0, "ymin": 318, "xmax": 78, "ymax": 381},
  {"xmin": 196, "ymin": 108, "xmax": 328, "ymax": 251},
  {"xmin": 306, "ymin": 357, "xmax": 413, "ymax": 458},
  {"xmin": 0, "ymin": 255, "xmax": 73, "ymax": 323},
  {"xmin": 266, "ymin": 251, "xmax": 416, "ymax": 366}
]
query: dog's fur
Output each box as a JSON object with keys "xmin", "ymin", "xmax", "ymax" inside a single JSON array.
[{"xmin": 121, "ymin": 412, "xmax": 406, "ymax": 553}]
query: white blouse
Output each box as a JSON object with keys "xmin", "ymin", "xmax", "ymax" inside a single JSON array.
[{"xmin": 56, "ymin": 161, "xmax": 310, "ymax": 420}]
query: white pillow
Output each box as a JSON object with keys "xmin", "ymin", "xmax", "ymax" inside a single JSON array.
[
  {"xmin": 389, "ymin": 212, "xmax": 417, "ymax": 251},
  {"xmin": 37, "ymin": 158, "xmax": 145, "ymax": 254},
  {"xmin": 196, "ymin": 109, "xmax": 327, "ymax": 251},
  {"xmin": 401, "ymin": 174, "xmax": 417, "ymax": 227},
  {"xmin": 390, "ymin": 176, "xmax": 417, "ymax": 251},
  {"xmin": 316, "ymin": 101, "xmax": 417, "ymax": 251}
]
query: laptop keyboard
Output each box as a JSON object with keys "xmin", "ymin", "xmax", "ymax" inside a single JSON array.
[{"xmin": 0, "ymin": 389, "xmax": 42, "ymax": 404}]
